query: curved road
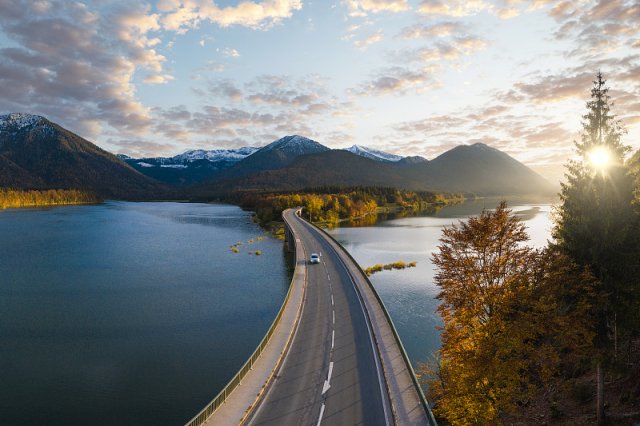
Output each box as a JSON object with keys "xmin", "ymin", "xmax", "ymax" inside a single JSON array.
[{"xmin": 247, "ymin": 210, "xmax": 393, "ymax": 426}]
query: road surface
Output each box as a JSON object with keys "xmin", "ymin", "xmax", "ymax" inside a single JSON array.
[{"xmin": 247, "ymin": 209, "xmax": 392, "ymax": 426}]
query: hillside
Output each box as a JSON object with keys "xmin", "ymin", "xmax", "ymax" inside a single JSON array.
[
  {"xmin": 196, "ymin": 143, "xmax": 554, "ymax": 197},
  {"xmin": 403, "ymin": 143, "xmax": 555, "ymax": 195},
  {"xmin": 219, "ymin": 135, "xmax": 330, "ymax": 180},
  {"xmin": 0, "ymin": 113, "xmax": 164, "ymax": 198}
]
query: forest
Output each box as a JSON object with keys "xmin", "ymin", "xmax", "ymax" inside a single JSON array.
[
  {"xmin": 229, "ymin": 186, "xmax": 464, "ymax": 225},
  {"xmin": 0, "ymin": 189, "xmax": 102, "ymax": 209},
  {"xmin": 421, "ymin": 73, "xmax": 640, "ymax": 425}
]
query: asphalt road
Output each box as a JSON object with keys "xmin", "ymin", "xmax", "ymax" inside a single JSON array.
[{"xmin": 247, "ymin": 210, "xmax": 392, "ymax": 426}]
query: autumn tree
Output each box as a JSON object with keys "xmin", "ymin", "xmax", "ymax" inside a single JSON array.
[
  {"xmin": 426, "ymin": 202, "xmax": 596, "ymax": 425},
  {"xmin": 552, "ymin": 72, "xmax": 639, "ymax": 424}
]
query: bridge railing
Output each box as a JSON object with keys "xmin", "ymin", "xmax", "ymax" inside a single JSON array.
[
  {"xmin": 184, "ymin": 212, "xmax": 299, "ymax": 426},
  {"xmin": 312, "ymin": 222, "xmax": 438, "ymax": 426}
]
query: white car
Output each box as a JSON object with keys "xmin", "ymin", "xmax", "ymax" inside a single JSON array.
[{"xmin": 309, "ymin": 253, "xmax": 320, "ymax": 264}]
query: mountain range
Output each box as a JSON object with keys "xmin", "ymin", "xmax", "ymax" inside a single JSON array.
[{"xmin": 0, "ymin": 113, "xmax": 556, "ymax": 198}]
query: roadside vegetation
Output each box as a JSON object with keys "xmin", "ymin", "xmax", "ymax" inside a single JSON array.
[
  {"xmin": 0, "ymin": 188, "xmax": 102, "ymax": 209},
  {"xmin": 421, "ymin": 73, "xmax": 640, "ymax": 425}
]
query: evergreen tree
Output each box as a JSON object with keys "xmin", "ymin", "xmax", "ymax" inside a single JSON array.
[{"xmin": 552, "ymin": 72, "xmax": 638, "ymax": 424}]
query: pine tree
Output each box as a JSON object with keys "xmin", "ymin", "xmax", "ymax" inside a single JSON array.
[{"xmin": 552, "ymin": 71, "xmax": 638, "ymax": 425}]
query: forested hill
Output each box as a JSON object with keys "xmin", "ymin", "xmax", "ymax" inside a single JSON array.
[{"xmin": 0, "ymin": 113, "xmax": 165, "ymax": 198}]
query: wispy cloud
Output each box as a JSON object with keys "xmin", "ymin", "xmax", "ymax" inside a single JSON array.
[
  {"xmin": 219, "ymin": 47, "xmax": 241, "ymax": 58},
  {"xmin": 397, "ymin": 21, "xmax": 466, "ymax": 39},
  {"xmin": 355, "ymin": 66, "xmax": 438, "ymax": 96},
  {"xmin": 160, "ymin": 0, "xmax": 303, "ymax": 32},
  {"xmin": 354, "ymin": 29, "xmax": 384, "ymax": 49},
  {"xmin": 418, "ymin": 0, "xmax": 491, "ymax": 17},
  {"xmin": 344, "ymin": 0, "xmax": 410, "ymax": 17}
]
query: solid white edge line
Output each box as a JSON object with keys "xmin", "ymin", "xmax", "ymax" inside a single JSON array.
[
  {"xmin": 331, "ymin": 247, "xmax": 392, "ymax": 426},
  {"xmin": 316, "ymin": 403, "xmax": 325, "ymax": 426}
]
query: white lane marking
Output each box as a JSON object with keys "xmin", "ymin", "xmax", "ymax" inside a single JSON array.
[
  {"xmin": 327, "ymin": 361, "xmax": 334, "ymax": 383},
  {"xmin": 331, "ymin": 294, "xmax": 334, "ymax": 306},
  {"xmin": 317, "ymin": 403, "xmax": 325, "ymax": 426},
  {"xmin": 322, "ymin": 379, "xmax": 331, "ymax": 395},
  {"xmin": 332, "ymin": 310, "xmax": 335, "ymax": 325},
  {"xmin": 327, "ymin": 274, "xmax": 331, "ymax": 281},
  {"xmin": 331, "ymin": 329, "xmax": 335, "ymax": 350}
]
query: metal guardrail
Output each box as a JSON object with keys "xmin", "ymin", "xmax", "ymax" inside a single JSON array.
[
  {"xmin": 311, "ymin": 222, "xmax": 438, "ymax": 426},
  {"xmin": 184, "ymin": 216, "xmax": 298, "ymax": 426}
]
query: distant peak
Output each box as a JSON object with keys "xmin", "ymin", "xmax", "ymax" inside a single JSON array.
[
  {"xmin": 469, "ymin": 142, "xmax": 494, "ymax": 150},
  {"xmin": 260, "ymin": 135, "xmax": 329, "ymax": 154},
  {"xmin": 0, "ymin": 113, "xmax": 46, "ymax": 131},
  {"xmin": 346, "ymin": 144, "xmax": 403, "ymax": 162}
]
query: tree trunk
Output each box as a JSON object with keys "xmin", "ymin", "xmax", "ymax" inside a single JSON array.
[{"xmin": 597, "ymin": 361, "xmax": 604, "ymax": 425}]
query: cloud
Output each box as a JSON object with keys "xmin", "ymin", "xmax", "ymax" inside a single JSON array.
[
  {"xmin": 0, "ymin": 0, "xmax": 162, "ymax": 137},
  {"xmin": 418, "ymin": 0, "xmax": 491, "ymax": 17},
  {"xmin": 344, "ymin": 0, "xmax": 410, "ymax": 17},
  {"xmin": 356, "ymin": 66, "xmax": 437, "ymax": 96},
  {"xmin": 207, "ymin": 80, "xmax": 244, "ymax": 101},
  {"xmin": 143, "ymin": 74, "xmax": 175, "ymax": 84},
  {"xmin": 109, "ymin": 137, "xmax": 179, "ymax": 158},
  {"xmin": 550, "ymin": 0, "xmax": 640, "ymax": 59},
  {"xmin": 354, "ymin": 29, "xmax": 384, "ymax": 48},
  {"xmin": 393, "ymin": 36, "xmax": 488, "ymax": 64},
  {"xmin": 160, "ymin": 0, "xmax": 303, "ymax": 32},
  {"xmin": 220, "ymin": 47, "xmax": 241, "ymax": 58},
  {"xmin": 397, "ymin": 21, "xmax": 465, "ymax": 39}
]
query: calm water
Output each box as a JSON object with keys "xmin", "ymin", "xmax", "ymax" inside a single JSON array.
[
  {"xmin": 0, "ymin": 202, "xmax": 291, "ymax": 425},
  {"xmin": 328, "ymin": 198, "xmax": 555, "ymax": 369}
]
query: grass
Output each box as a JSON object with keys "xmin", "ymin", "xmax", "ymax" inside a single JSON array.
[{"xmin": 364, "ymin": 260, "xmax": 417, "ymax": 276}]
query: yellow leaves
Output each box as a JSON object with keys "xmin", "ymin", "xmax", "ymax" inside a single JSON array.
[
  {"xmin": 428, "ymin": 202, "xmax": 597, "ymax": 425},
  {"xmin": 0, "ymin": 188, "xmax": 101, "ymax": 209}
]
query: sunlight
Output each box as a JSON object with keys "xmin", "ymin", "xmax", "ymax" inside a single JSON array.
[{"xmin": 587, "ymin": 146, "xmax": 610, "ymax": 172}]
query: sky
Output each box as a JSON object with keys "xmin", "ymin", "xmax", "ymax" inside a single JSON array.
[{"xmin": 0, "ymin": 0, "xmax": 638, "ymax": 184}]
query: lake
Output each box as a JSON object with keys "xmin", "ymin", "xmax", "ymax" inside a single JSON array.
[
  {"xmin": 0, "ymin": 198, "xmax": 554, "ymax": 425},
  {"xmin": 0, "ymin": 202, "xmax": 291, "ymax": 426},
  {"xmin": 327, "ymin": 198, "xmax": 555, "ymax": 369}
]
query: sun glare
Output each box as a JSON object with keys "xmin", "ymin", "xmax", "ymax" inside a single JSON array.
[{"xmin": 587, "ymin": 146, "xmax": 610, "ymax": 172}]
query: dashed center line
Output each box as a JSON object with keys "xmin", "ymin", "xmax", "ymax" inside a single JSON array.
[
  {"xmin": 331, "ymin": 329, "xmax": 335, "ymax": 350},
  {"xmin": 331, "ymin": 294, "xmax": 334, "ymax": 306},
  {"xmin": 332, "ymin": 310, "xmax": 335, "ymax": 324}
]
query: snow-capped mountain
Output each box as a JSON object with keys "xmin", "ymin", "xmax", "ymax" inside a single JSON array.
[
  {"xmin": 173, "ymin": 147, "xmax": 259, "ymax": 163},
  {"xmin": 217, "ymin": 135, "xmax": 331, "ymax": 181},
  {"xmin": 257, "ymin": 135, "xmax": 329, "ymax": 156},
  {"xmin": 0, "ymin": 113, "xmax": 45, "ymax": 132},
  {"xmin": 345, "ymin": 144, "xmax": 403, "ymax": 162}
]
